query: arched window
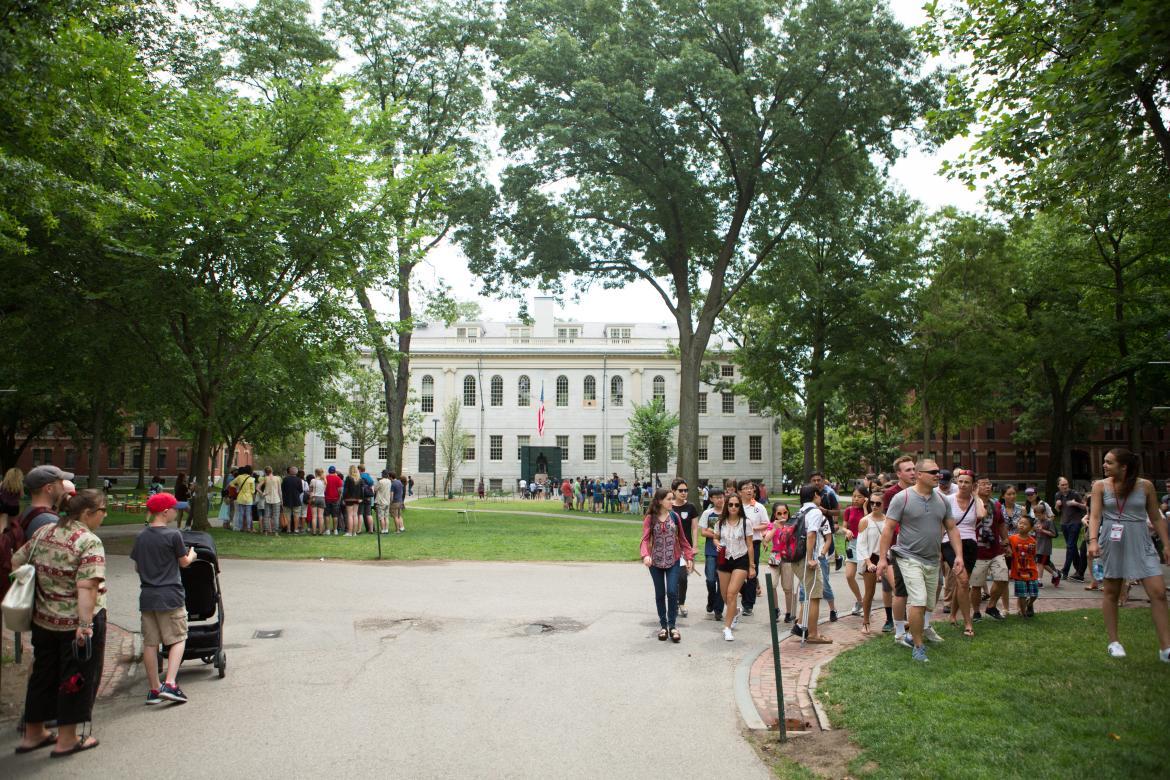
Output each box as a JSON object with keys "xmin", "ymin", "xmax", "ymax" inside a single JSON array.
[
  {"xmin": 463, "ymin": 375, "xmax": 477, "ymax": 406},
  {"xmin": 583, "ymin": 375, "xmax": 596, "ymax": 402},
  {"xmin": 610, "ymin": 376, "xmax": 624, "ymax": 406},
  {"xmin": 490, "ymin": 375, "xmax": 503, "ymax": 407},
  {"xmin": 652, "ymin": 375, "xmax": 666, "ymax": 404},
  {"xmin": 518, "ymin": 375, "xmax": 530, "ymax": 407},
  {"xmin": 556, "ymin": 375, "xmax": 569, "ymax": 407},
  {"xmin": 418, "ymin": 437, "xmax": 436, "ymax": 474},
  {"xmin": 420, "ymin": 375, "xmax": 434, "ymax": 413}
]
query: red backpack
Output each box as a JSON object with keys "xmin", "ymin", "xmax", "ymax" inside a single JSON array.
[{"xmin": 773, "ymin": 509, "xmax": 811, "ymax": 563}]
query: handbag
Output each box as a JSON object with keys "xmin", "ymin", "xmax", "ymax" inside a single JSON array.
[{"xmin": 2, "ymin": 533, "xmax": 43, "ymax": 632}]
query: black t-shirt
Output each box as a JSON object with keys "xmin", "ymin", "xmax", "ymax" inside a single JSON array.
[
  {"xmin": 672, "ymin": 502, "xmax": 699, "ymax": 545},
  {"xmin": 281, "ymin": 474, "xmax": 303, "ymax": 507},
  {"xmin": 130, "ymin": 526, "xmax": 187, "ymax": 611},
  {"xmin": 1055, "ymin": 491, "xmax": 1086, "ymax": 525}
]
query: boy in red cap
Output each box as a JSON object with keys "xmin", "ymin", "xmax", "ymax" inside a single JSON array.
[{"xmin": 131, "ymin": 492, "xmax": 197, "ymax": 704}]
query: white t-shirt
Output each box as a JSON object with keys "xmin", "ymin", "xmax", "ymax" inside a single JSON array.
[
  {"xmin": 744, "ymin": 501, "xmax": 769, "ymax": 541},
  {"xmin": 944, "ymin": 493, "xmax": 980, "ymax": 541},
  {"xmin": 375, "ymin": 477, "xmax": 393, "ymax": 505},
  {"xmin": 800, "ymin": 502, "xmax": 830, "ymax": 558},
  {"xmin": 698, "ymin": 506, "xmax": 718, "ymax": 534},
  {"xmin": 310, "ymin": 477, "xmax": 326, "ymax": 498}
]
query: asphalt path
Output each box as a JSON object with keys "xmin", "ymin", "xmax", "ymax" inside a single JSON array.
[{"xmin": 2, "ymin": 549, "xmax": 774, "ymax": 779}]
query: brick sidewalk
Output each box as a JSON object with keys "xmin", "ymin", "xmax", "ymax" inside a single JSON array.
[{"xmin": 747, "ymin": 595, "xmax": 1147, "ymax": 732}]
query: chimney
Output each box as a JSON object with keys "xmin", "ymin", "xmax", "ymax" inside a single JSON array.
[{"xmin": 533, "ymin": 296, "xmax": 555, "ymax": 338}]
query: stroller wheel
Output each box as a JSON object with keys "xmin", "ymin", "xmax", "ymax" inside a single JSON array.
[
  {"xmin": 201, "ymin": 656, "xmax": 213, "ymax": 664},
  {"xmin": 216, "ymin": 650, "xmax": 226, "ymax": 678}
]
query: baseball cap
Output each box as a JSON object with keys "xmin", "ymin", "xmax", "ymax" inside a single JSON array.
[
  {"xmin": 328, "ymin": 466, "xmax": 337, "ymax": 474},
  {"xmin": 939, "ymin": 469, "xmax": 953, "ymax": 481},
  {"xmin": 146, "ymin": 493, "xmax": 189, "ymax": 513},
  {"xmin": 1024, "ymin": 487, "xmax": 1036, "ymax": 495},
  {"xmin": 25, "ymin": 464, "xmax": 75, "ymax": 491}
]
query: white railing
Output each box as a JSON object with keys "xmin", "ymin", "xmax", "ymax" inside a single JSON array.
[{"xmin": 418, "ymin": 335, "xmax": 670, "ymax": 348}]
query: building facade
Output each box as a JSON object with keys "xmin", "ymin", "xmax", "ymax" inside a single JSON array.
[{"xmin": 303, "ymin": 298, "xmax": 783, "ymax": 495}]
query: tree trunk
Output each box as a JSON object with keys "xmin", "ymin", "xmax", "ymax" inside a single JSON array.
[
  {"xmin": 389, "ymin": 257, "xmax": 415, "ymax": 475},
  {"xmin": 190, "ymin": 419, "xmax": 214, "ymax": 531},
  {"xmin": 921, "ymin": 396, "xmax": 931, "ymax": 461},
  {"xmin": 354, "ymin": 284, "xmax": 400, "ymax": 472},
  {"xmin": 86, "ymin": 404, "xmax": 104, "ymax": 489},
  {"xmin": 802, "ymin": 408, "xmax": 815, "ymax": 479},
  {"xmin": 135, "ymin": 422, "xmax": 149, "ymax": 489},
  {"xmin": 674, "ymin": 328, "xmax": 701, "ymax": 490},
  {"xmin": 815, "ymin": 399, "xmax": 826, "ymax": 474},
  {"xmin": 1126, "ymin": 372, "xmax": 1141, "ymax": 454},
  {"xmin": 1045, "ymin": 401, "xmax": 1068, "ymax": 502},
  {"xmin": 942, "ymin": 414, "xmax": 950, "ymax": 468}
]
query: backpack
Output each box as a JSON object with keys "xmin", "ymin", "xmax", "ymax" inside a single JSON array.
[
  {"xmin": 0, "ymin": 506, "xmax": 55, "ymax": 602},
  {"xmin": 227, "ymin": 483, "xmax": 239, "ymax": 500},
  {"xmin": 362, "ymin": 479, "xmax": 374, "ymax": 500},
  {"xmin": 777, "ymin": 507, "xmax": 813, "ymax": 563}
]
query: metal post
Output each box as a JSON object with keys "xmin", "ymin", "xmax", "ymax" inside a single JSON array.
[
  {"xmin": 764, "ymin": 571, "xmax": 787, "ymax": 742},
  {"xmin": 432, "ymin": 418, "xmax": 439, "ymax": 498}
]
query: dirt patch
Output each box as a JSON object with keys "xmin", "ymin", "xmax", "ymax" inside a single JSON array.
[{"xmin": 746, "ymin": 726, "xmax": 867, "ymax": 779}]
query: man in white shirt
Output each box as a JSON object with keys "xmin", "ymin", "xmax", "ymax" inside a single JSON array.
[
  {"xmin": 698, "ymin": 487, "xmax": 726, "ymax": 620},
  {"xmin": 794, "ymin": 484, "xmax": 832, "ymax": 644},
  {"xmin": 738, "ymin": 480, "xmax": 769, "ymax": 616}
]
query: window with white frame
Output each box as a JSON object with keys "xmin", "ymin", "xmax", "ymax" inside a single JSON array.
[
  {"xmin": 698, "ymin": 435, "xmax": 709, "ymax": 461},
  {"xmin": 583, "ymin": 435, "xmax": 597, "ymax": 461},
  {"xmin": 557, "ymin": 326, "xmax": 580, "ymax": 343},
  {"xmin": 517, "ymin": 435, "xmax": 529, "ymax": 460},
  {"xmin": 583, "ymin": 375, "xmax": 596, "ymax": 402},
  {"xmin": 378, "ymin": 445, "xmax": 388, "ymax": 460},
  {"xmin": 749, "ymin": 435, "xmax": 763, "ymax": 462},
  {"xmin": 490, "ymin": 435, "xmax": 503, "ymax": 461},
  {"xmin": 518, "ymin": 375, "xmax": 530, "ymax": 406},
  {"xmin": 489, "ymin": 478, "xmax": 502, "ymax": 492},
  {"xmin": 463, "ymin": 375, "xmax": 477, "ymax": 406},
  {"xmin": 490, "ymin": 375, "xmax": 503, "ymax": 407},
  {"xmin": 610, "ymin": 435, "xmax": 624, "ymax": 462},
  {"xmin": 421, "ymin": 375, "xmax": 434, "ymax": 413},
  {"xmin": 748, "ymin": 398, "xmax": 760, "ymax": 414},
  {"xmin": 608, "ymin": 326, "xmax": 632, "ymax": 344},
  {"xmin": 722, "ymin": 435, "xmax": 735, "ymax": 462},
  {"xmin": 610, "ymin": 376, "xmax": 623, "ymax": 406},
  {"xmin": 556, "ymin": 435, "xmax": 569, "ymax": 460},
  {"xmin": 721, "ymin": 392, "xmax": 735, "ymax": 414},
  {"xmin": 556, "ymin": 375, "xmax": 569, "ymax": 406},
  {"xmin": 508, "ymin": 326, "xmax": 531, "ymax": 343},
  {"xmin": 464, "ymin": 436, "xmax": 476, "ymax": 461},
  {"xmin": 698, "ymin": 392, "xmax": 707, "ymax": 414},
  {"xmin": 456, "ymin": 326, "xmax": 479, "ymax": 343},
  {"xmin": 721, "ymin": 364, "xmax": 735, "ymax": 378},
  {"xmin": 324, "ymin": 438, "xmax": 337, "ymax": 459},
  {"xmin": 462, "ymin": 478, "xmax": 475, "ymax": 493},
  {"xmin": 652, "ymin": 375, "xmax": 665, "ymax": 403}
]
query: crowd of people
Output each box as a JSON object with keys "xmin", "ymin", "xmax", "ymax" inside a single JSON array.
[
  {"xmin": 218, "ymin": 464, "xmax": 411, "ymax": 537},
  {"xmin": 639, "ymin": 450, "xmax": 1170, "ymax": 663}
]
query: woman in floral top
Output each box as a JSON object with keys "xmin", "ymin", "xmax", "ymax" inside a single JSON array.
[
  {"xmin": 12, "ymin": 489, "xmax": 107, "ymax": 757},
  {"xmin": 640, "ymin": 488, "xmax": 695, "ymax": 643}
]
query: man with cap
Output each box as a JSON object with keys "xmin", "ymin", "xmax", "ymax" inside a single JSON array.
[
  {"xmin": 697, "ymin": 485, "xmax": 726, "ymax": 620},
  {"xmin": 324, "ymin": 465, "xmax": 344, "ymax": 535},
  {"xmin": 23, "ymin": 465, "xmax": 75, "ymax": 535},
  {"xmin": 131, "ymin": 492, "xmax": 196, "ymax": 704},
  {"xmin": 938, "ymin": 469, "xmax": 957, "ymax": 497}
]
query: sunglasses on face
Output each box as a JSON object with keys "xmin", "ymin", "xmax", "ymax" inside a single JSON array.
[
  {"xmin": 921, "ymin": 469, "xmax": 941, "ymax": 475},
  {"xmin": 727, "ymin": 502, "xmax": 742, "ymax": 508},
  {"xmin": 676, "ymin": 488, "xmax": 688, "ymax": 492}
]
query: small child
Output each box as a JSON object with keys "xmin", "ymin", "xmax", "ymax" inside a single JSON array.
[
  {"xmin": 131, "ymin": 493, "xmax": 197, "ymax": 705},
  {"xmin": 1032, "ymin": 503, "xmax": 1060, "ymax": 586},
  {"xmin": 1009, "ymin": 515, "xmax": 1040, "ymax": 618}
]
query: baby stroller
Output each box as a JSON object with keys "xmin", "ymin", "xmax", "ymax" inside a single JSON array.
[{"xmin": 175, "ymin": 529, "xmax": 227, "ymax": 678}]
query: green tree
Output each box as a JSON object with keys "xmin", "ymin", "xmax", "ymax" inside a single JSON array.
[
  {"xmin": 437, "ymin": 398, "xmax": 470, "ymax": 496},
  {"xmin": 328, "ymin": 367, "xmax": 391, "ymax": 469},
  {"xmin": 478, "ymin": 0, "xmax": 933, "ymax": 489},
  {"xmin": 626, "ymin": 400, "xmax": 679, "ymax": 487}
]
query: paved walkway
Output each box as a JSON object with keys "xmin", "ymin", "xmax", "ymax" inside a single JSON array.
[{"xmin": 746, "ymin": 585, "xmax": 1159, "ymax": 732}]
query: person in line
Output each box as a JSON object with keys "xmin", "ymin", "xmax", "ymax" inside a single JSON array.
[
  {"xmin": 324, "ymin": 465, "xmax": 343, "ymax": 535},
  {"xmin": 969, "ymin": 476, "xmax": 1010, "ymax": 621},
  {"xmin": 1087, "ymin": 448, "xmax": 1170, "ymax": 660},
  {"xmin": 359, "ymin": 465, "xmax": 376, "ymax": 533},
  {"xmin": 715, "ymin": 491, "xmax": 754, "ymax": 641},
  {"xmin": 763, "ymin": 502, "xmax": 799, "ymax": 624},
  {"xmin": 792, "ymin": 484, "xmax": 832, "ymax": 644},
  {"xmin": 308, "ymin": 468, "xmax": 327, "ymax": 535},
  {"xmin": 374, "ymin": 471, "xmax": 393, "ymax": 534},
  {"xmin": 561, "ymin": 477, "xmax": 573, "ymax": 510},
  {"xmin": 640, "ymin": 488, "xmax": 694, "ymax": 643},
  {"xmin": 943, "ymin": 469, "xmax": 981, "ymax": 637},
  {"xmin": 229, "ymin": 467, "xmax": 255, "ymax": 532},
  {"xmin": 855, "ymin": 490, "xmax": 892, "ymax": 634},
  {"xmin": 1055, "ymin": 476, "xmax": 1087, "ymax": 582},
  {"xmin": 1008, "ymin": 514, "xmax": 1040, "ymax": 618},
  {"xmin": 131, "ymin": 493, "xmax": 197, "ymax": 705},
  {"xmin": 258, "ymin": 467, "xmax": 281, "ymax": 535},
  {"xmin": 173, "ymin": 473, "xmax": 190, "ymax": 529},
  {"xmin": 279, "ymin": 466, "xmax": 303, "ymax": 536},
  {"xmin": 876, "ymin": 459, "xmax": 965, "ymax": 663},
  {"xmin": 12, "ymin": 490, "xmax": 107, "ymax": 757},
  {"xmin": 1, "ymin": 467, "xmax": 24, "ymax": 532},
  {"xmin": 22, "ymin": 465, "xmax": 73, "ymax": 537},
  {"xmin": 882, "ymin": 456, "xmax": 916, "ymax": 642},
  {"xmin": 669, "ymin": 478, "xmax": 699, "ymax": 618},
  {"xmin": 342, "ymin": 465, "xmax": 364, "ymax": 536},
  {"xmin": 841, "ymin": 487, "xmax": 867, "ymax": 616},
  {"xmin": 697, "ymin": 486, "xmax": 726, "ymax": 622},
  {"xmin": 738, "ymin": 480, "xmax": 769, "ymax": 617},
  {"xmin": 390, "ymin": 472, "xmax": 406, "ymax": 533}
]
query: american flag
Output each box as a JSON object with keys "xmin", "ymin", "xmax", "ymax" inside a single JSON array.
[{"xmin": 537, "ymin": 382, "xmax": 545, "ymax": 437}]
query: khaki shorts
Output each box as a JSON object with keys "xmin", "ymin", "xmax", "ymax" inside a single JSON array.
[
  {"xmin": 796, "ymin": 560, "xmax": 824, "ymax": 599},
  {"xmin": 970, "ymin": 555, "xmax": 1009, "ymax": 588},
  {"xmin": 893, "ymin": 555, "xmax": 940, "ymax": 610},
  {"xmin": 142, "ymin": 607, "xmax": 188, "ymax": 647}
]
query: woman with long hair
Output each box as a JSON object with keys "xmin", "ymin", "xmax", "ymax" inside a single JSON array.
[
  {"xmin": 639, "ymin": 488, "xmax": 694, "ymax": 643},
  {"xmin": 1087, "ymin": 448, "xmax": 1170, "ymax": 660},
  {"xmin": 12, "ymin": 489, "xmax": 108, "ymax": 756},
  {"xmin": 763, "ymin": 502, "xmax": 798, "ymax": 623},
  {"xmin": 855, "ymin": 489, "xmax": 891, "ymax": 634},
  {"xmin": 0, "ymin": 466, "xmax": 23, "ymax": 532},
  {"xmin": 995, "ymin": 485, "xmax": 1022, "ymax": 616},
  {"xmin": 943, "ymin": 470, "xmax": 981, "ymax": 637},
  {"xmin": 343, "ymin": 465, "xmax": 363, "ymax": 537},
  {"xmin": 309, "ymin": 468, "xmax": 327, "ymax": 535},
  {"xmin": 841, "ymin": 487, "xmax": 867, "ymax": 616},
  {"xmin": 715, "ymin": 492, "xmax": 754, "ymax": 641},
  {"xmin": 174, "ymin": 473, "xmax": 189, "ymax": 529}
]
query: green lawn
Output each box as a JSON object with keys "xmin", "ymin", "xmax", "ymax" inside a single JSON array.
[
  {"xmin": 102, "ymin": 508, "xmax": 646, "ymax": 562},
  {"xmin": 816, "ymin": 608, "xmax": 1170, "ymax": 779}
]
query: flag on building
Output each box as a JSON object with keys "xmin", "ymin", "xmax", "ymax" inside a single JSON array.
[{"xmin": 537, "ymin": 382, "xmax": 546, "ymax": 437}]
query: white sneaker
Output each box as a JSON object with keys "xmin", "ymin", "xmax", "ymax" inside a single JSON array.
[
  {"xmin": 924, "ymin": 626, "xmax": 945, "ymax": 643},
  {"xmin": 731, "ymin": 608, "xmax": 743, "ymax": 628},
  {"xmin": 1107, "ymin": 641, "xmax": 1126, "ymax": 658},
  {"xmin": 850, "ymin": 602, "xmax": 863, "ymax": 617},
  {"xmin": 723, "ymin": 627, "xmax": 734, "ymax": 642},
  {"xmin": 1160, "ymin": 647, "xmax": 1170, "ymax": 663}
]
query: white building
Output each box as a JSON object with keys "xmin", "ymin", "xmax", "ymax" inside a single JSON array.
[{"xmin": 303, "ymin": 297, "xmax": 783, "ymax": 495}]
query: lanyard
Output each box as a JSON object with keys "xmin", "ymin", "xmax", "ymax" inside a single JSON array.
[{"xmin": 1113, "ymin": 483, "xmax": 1130, "ymax": 522}]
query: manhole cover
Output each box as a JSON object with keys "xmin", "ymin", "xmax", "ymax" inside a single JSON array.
[{"xmin": 254, "ymin": 629, "xmax": 282, "ymax": 639}]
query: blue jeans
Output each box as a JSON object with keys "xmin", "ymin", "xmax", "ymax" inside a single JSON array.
[
  {"xmin": 648, "ymin": 563, "xmax": 681, "ymax": 629},
  {"xmin": 1061, "ymin": 523, "xmax": 1085, "ymax": 577},
  {"xmin": 235, "ymin": 503, "xmax": 253, "ymax": 531},
  {"xmin": 705, "ymin": 553, "xmax": 724, "ymax": 617}
]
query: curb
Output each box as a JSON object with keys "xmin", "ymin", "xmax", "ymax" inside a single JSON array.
[
  {"xmin": 807, "ymin": 661, "xmax": 831, "ymax": 731},
  {"xmin": 735, "ymin": 644, "xmax": 769, "ymax": 730}
]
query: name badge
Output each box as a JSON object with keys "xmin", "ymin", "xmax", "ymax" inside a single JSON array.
[{"xmin": 1109, "ymin": 524, "xmax": 1123, "ymax": 542}]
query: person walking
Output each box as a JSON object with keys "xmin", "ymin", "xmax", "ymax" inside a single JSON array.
[
  {"xmin": 1087, "ymin": 448, "xmax": 1170, "ymax": 660},
  {"xmin": 308, "ymin": 468, "xmax": 327, "ymax": 535},
  {"xmin": 876, "ymin": 459, "xmax": 965, "ymax": 663},
  {"xmin": 11, "ymin": 489, "xmax": 108, "ymax": 757},
  {"xmin": 882, "ymin": 455, "xmax": 916, "ymax": 643},
  {"xmin": 342, "ymin": 465, "xmax": 363, "ymax": 537},
  {"xmin": 855, "ymin": 491, "xmax": 892, "ymax": 634},
  {"xmin": 970, "ymin": 477, "xmax": 1010, "ymax": 622},
  {"xmin": 715, "ymin": 492, "xmax": 754, "ymax": 641},
  {"xmin": 1055, "ymin": 477, "xmax": 1087, "ymax": 582},
  {"xmin": 738, "ymin": 480, "xmax": 768, "ymax": 617},
  {"xmin": 763, "ymin": 502, "xmax": 799, "ymax": 624},
  {"xmin": 942, "ymin": 469, "xmax": 981, "ymax": 637},
  {"xmin": 841, "ymin": 487, "xmax": 866, "ymax": 616},
  {"xmin": 697, "ymin": 486, "xmax": 726, "ymax": 622},
  {"xmin": 640, "ymin": 488, "xmax": 695, "ymax": 643},
  {"xmin": 669, "ymin": 478, "xmax": 699, "ymax": 618},
  {"xmin": 792, "ymin": 484, "xmax": 832, "ymax": 644}
]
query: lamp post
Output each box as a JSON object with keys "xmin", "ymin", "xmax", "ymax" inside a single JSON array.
[
  {"xmin": 432, "ymin": 418, "xmax": 439, "ymax": 498},
  {"xmin": 971, "ymin": 448, "xmax": 977, "ymax": 473}
]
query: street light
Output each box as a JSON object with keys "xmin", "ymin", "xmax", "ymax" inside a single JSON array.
[{"xmin": 432, "ymin": 418, "xmax": 439, "ymax": 498}]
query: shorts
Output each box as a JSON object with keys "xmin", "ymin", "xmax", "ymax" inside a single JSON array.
[
  {"xmin": 717, "ymin": 553, "xmax": 750, "ymax": 573},
  {"xmin": 325, "ymin": 501, "xmax": 341, "ymax": 517},
  {"xmin": 970, "ymin": 555, "xmax": 1009, "ymax": 587},
  {"xmin": 0, "ymin": 502, "xmax": 19, "ymax": 517},
  {"xmin": 1013, "ymin": 580, "xmax": 1039, "ymax": 598},
  {"xmin": 295, "ymin": 504, "xmax": 307, "ymax": 518},
  {"xmin": 142, "ymin": 607, "xmax": 188, "ymax": 647},
  {"xmin": 942, "ymin": 539, "xmax": 978, "ymax": 572},
  {"xmin": 891, "ymin": 555, "xmax": 939, "ymax": 610},
  {"xmin": 1035, "ymin": 553, "xmax": 1051, "ymax": 566},
  {"xmin": 796, "ymin": 560, "xmax": 824, "ymax": 599},
  {"xmin": 389, "ymin": 501, "xmax": 404, "ymax": 516},
  {"xmin": 310, "ymin": 496, "xmax": 326, "ymax": 508}
]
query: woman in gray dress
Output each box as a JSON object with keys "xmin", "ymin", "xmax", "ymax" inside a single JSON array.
[{"xmin": 1087, "ymin": 448, "xmax": 1170, "ymax": 661}]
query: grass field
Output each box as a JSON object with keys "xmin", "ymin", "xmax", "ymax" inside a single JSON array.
[{"xmin": 816, "ymin": 608, "xmax": 1170, "ymax": 779}]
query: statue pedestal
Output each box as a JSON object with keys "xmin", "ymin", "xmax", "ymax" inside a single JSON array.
[{"xmin": 535, "ymin": 472, "xmax": 548, "ymax": 484}]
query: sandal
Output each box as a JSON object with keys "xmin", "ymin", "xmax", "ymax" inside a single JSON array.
[
  {"xmin": 14, "ymin": 733, "xmax": 57, "ymax": 754},
  {"xmin": 669, "ymin": 628, "xmax": 681, "ymax": 643},
  {"xmin": 50, "ymin": 737, "xmax": 99, "ymax": 758},
  {"xmin": 657, "ymin": 628, "xmax": 668, "ymax": 641},
  {"xmin": 963, "ymin": 627, "xmax": 975, "ymax": 638}
]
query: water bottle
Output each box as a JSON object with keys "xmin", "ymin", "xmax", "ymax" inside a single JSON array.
[{"xmin": 1092, "ymin": 558, "xmax": 1104, "ymax": 582}]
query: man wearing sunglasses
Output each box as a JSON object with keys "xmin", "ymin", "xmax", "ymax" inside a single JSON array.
[
  {"xmin": 670, "ymin": 478, "xmax": 699, "ymax": 617},
  {"xmin": 876, "ymin": 459, "xmax": 965, "ymax": 663}
]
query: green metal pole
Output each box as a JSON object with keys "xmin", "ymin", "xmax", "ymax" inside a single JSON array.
[{"xmin": 764, "ymin": 571, "xmax": 787, "ymax": 742}]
